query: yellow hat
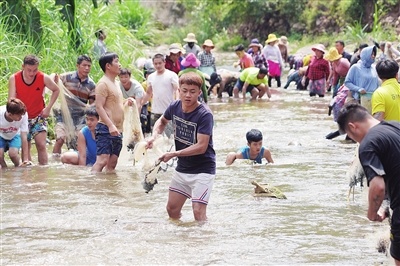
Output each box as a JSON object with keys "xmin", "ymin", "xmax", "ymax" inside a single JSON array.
[
  {"xmin": 265, "ymin": 34, "xmax": 278, "ymax": 44},
  {"xmin": 324, "ymin": 47, "xmax": 342, "ymax": 61}
]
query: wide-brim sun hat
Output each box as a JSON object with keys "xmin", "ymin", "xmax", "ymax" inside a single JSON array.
[
  {"xmin": 265, "ymin": 34, "xmax": 278, "ymax": 44},
  {"xmin": 324, "ymin": 47, "xmax": 342, "ymax": 61},
  {"xmin": 169, "ymin": 43, "xmax": 183, "ymax": 55},
  {"xmin": 312, "ymin": 44, "xmax": 326, "ymax": 54},
  {"xmin": 181, "ymin": 53, "xmax": 200, "ymax": 68},
  {"xmin": 202, "ymin": 39, "xmax": 215, "ymax": 49},
  {"xmin": 249, "ymin": 38, "xmax": 263, "ymax": 49},
  {"xmin": 279, "ymin": 36, "xmax": 288, "ymax": 45},
  {"xmin": 183, "ymin": 33, "xmax": 198, "ymax": 43}
]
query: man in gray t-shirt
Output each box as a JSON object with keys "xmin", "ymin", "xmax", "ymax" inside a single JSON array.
[{"xmin": 118, "ymin": 68, "xmax": 145, "ymax": 113}]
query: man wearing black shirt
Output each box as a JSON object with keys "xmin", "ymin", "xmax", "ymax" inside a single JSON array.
[{"xmin": 337, "ymin": 102, "xmax": 400, "ymax": 265}]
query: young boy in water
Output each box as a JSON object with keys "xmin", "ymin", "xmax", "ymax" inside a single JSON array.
[
  {"xmin": 146, "ymin": 72, "xmax": 215, "ymax": 222},
  {"xmin": 0, "ymin": 98, "xmax": 29, "ymax": 167},
  {"xmin": 61, "ymin": 108, "xmax": 98, "ymax": 166},
  {"xmin": 225, "ymin": 129, "xmax": 274, "ymax": 165}
]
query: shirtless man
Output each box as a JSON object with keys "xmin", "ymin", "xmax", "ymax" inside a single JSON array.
[{"xmin": 91, "ymin": 52, "xmax": 124, "ymax": 173}]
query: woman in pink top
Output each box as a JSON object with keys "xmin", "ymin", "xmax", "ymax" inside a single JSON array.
[{"xmin": 325, "ymin": 47, "xmax": 350, "ymax": 97}]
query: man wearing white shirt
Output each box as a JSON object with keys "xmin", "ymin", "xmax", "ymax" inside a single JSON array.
[
  {"xmin": 141, "ymin": 53, "xmax": 179, "ymax": 137},
  {"xmin": 0, "ymin": 98, "xmax": 29, "ymax": 167}
]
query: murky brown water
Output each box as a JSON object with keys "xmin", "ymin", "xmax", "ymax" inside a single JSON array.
[{"xmin": 1, "ymin": 69, "xmax": 393, "ymax": 265}]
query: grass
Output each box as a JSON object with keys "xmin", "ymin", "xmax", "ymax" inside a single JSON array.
[{"xmin": 0, "ymin": 1, "xmax": 154, "ymax": 106}]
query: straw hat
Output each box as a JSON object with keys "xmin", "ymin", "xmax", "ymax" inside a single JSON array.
[
  {"xmin": 202, "ymin": 39, "xmax": 215, "ymax": 49},
  {"xmin": 248, "ymin": 38, "xmax": 263, "ymax": 49},
  {"xmin": 312, "ymin": 44, "xmax": 326, "ymax": 54},
  {"xmin": 265, "ymin": 34, "xmax": 278, "ymax": 44},
  {"xmin": 169, "ymin": 43, "xmax": 183, "ymax": 55},
  {"xmin": 181, "ymin": 53, "xmax": 200, "ymax": 68},
  {"xmin": 324, "ymin": 47, "xmax": 342, "ymax": 61},
  {"xmin": 183, "ymin": 33, "xmax": 198, "ymax": 43},
  {"xmin": 279, "ymin": 36, "xmax": 288, "ymax": 45}
]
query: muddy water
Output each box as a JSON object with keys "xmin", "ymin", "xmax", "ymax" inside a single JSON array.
[{"xmin": 1, "ymin": 75, "xmax": 392, "ymax": 264}]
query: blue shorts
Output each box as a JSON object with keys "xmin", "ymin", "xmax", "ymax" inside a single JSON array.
[
  {"xmin": 0, "ymin": 134, "xmax": 21, "ymax": 151},
  {"xmin": 95, "ymin": 123, "xmax": 123, "ymax": 157},
  {"xmin": 235, "ymin": 79, "xmax": 255, "ymax": 93},
  {"xmin": 28, "ymin": 116, "xmax": 47, "ymax": 141}
]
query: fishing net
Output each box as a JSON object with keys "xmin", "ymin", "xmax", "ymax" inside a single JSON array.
[
  {"xmin": 49, "ymin": 73, "xmax": 86, "ymax": 150},
  {"xmin": 123, "ymin": 102, "xmax": 144, "ymax": 152},
  {"xmin": 132, "ymin": 136, "xmax": 176, "ymax": 193},
  {"xmin": 347, "ymin": 145, "xmax": 366, "ymax": 200}
]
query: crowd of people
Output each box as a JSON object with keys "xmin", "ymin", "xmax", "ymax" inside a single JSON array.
[{"xmin": 1, "ymin": 31, "xmax": 400, "ymax": 248}]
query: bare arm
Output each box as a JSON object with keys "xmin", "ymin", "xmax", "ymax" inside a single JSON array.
[
  {"xmin": 242, "ymin": 81, "xmax": 250, "ymax": 98},
  {"xmin": 367, "ymin": 176, "xmax": 386, "ymax": 222},
  {"xmin": 145, "ymin": 115, "xmax": 168, "ymax": 149},
  {"xmin": 141, "ymin": 84, "xmax": 153, "ymax": 106},
  {"xmin": 42, "ymin": 74, "xmax": 60, "ymax": 118},
  {"xmin": 373, "ymin": 111, "xmax": 385, "ymax": 121},
  {"xmin": 77, "ymin": 131, "xmax": 87, "ymax": 166},
  {"xmin": 135, "ymin": 97, "xmax": 142, "ymax": 113},
  {"xmin": 8, "ymin": 75, "xmax": 16, "ymax": 99},
  {"xmin": 263, "ymin": 149, "xmax": 274, "ymax": 163},
  {"xmin": 159, "ymin": 132, "xmax": 211, "ymax": 163},
  {"xmin": 225, "ymin": 152, "xmax": 243, "ymax": 165},
  {"xmin": 172, "ymin": 82, "xmax": 179, "ymax": 100}
]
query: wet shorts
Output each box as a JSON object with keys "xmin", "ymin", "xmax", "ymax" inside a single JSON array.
[
  {"xmin": 234, "ymin": 79, "xmax": 256, "ymax": 93},
  {"xmin": 169, "ymin": 170, "xmax": 215, "ymax": 205},
  {"xmin": 27, "ymin": 116, "xmax": 47, "ymax": 141},
  {"xmin": 95, "ymin": 123, "xmax": 123, "ymax": 157},
  {"xmin": 0, "ymin": 134, "xmax": 21, "ymax": 151}
]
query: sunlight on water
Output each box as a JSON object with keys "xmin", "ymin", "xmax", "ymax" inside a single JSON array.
[{"xmin": 0, "ymin": 84, "xmax": 392, "ymax": 265}]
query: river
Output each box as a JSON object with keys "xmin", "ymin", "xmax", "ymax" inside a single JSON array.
[{"xmin": 0, "ymin": 63, "xmax": 393, "ymax": 265}]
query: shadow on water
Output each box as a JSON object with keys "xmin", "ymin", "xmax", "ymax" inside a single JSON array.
[{"xmin": 1, "ymin": 84, "xmax": 392, "ymax": 265}]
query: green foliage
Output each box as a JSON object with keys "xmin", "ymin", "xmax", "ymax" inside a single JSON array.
[
  {"xmin": 213, "ymin": 30, "xmax": 244, "ymax": 52},
  {"xmin": 344, "ymin": 3, "xmax": 397, "ymax": 46},
  {"xmin": 177, "ymin": 0, "xmax": 308, "ymax": 48},
  {"xmin": 114, "ymin": 0, "xmax": 154, "ymax": 45},
  {"xmin": 0, "ymin": 0, "xmax": 153, "ymax": 105}
]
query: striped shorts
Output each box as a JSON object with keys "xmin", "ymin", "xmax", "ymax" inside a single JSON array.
[{"xmin": 169, "ymin": 170, "xmax": 215, "ymax": 205}]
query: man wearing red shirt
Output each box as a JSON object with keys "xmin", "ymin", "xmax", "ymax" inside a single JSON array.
[{"xmin": 8, "ymin": 54, "xmax": 60, "ymax": 165}]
